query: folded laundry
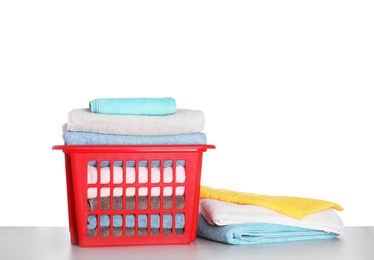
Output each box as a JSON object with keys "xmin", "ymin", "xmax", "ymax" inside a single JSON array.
[
  {"xmin": 200, "ymin": 186, "xmax": 344, "ymax": 219},
  {"xmin": 88, "ymin": 160, "xmax": 185, "ymax": 168},
  {"xmin": 199, "ymin": 199, "xmax": 345, "ymax": 236},
  {"xmin": 86, "ymin": 166, "xmax": 186, "ymax": 198},
  {"xmin": 86, "ymin": 197, "xmax": 186, "ymax": 238},
  {"xmin": 87, "ymin": 165, "xmax": 186, "ymax": 185},
  {"xmin": 87, "ymin": 195, "xmax": 186, "ymax": 211},
  {"xmin": 62, "ymin": 126, "xmax": 207, "ymax": 145},
  {"xmin": 89, "ymin": 97, "xmax": 176, "ymax": 115},
  {"xmin": 87, "ymin": 196, "xmax": 122, "ymax": 211},
  {"xmin": 87, "ymin": 186, "xmax": 185, "ymax": 198},
  {"xmin": 196, "ymin": 214, "xmax": 339, "ymax": 245},
  {"xmin": 88, "ymin": 227, "xmax": 184, "ymax": 238},
  {"xmin": 87, "ymin": 213, "xmax": 185, "ymax": 229},
  {"xmin": 67, "ymin": 108, "xmax": 204, "ymax": 136}
]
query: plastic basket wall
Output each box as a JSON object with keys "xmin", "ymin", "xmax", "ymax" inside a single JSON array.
[{"xmin": 53, "ymin": 145, "xmax": 214, "ymax": 247}]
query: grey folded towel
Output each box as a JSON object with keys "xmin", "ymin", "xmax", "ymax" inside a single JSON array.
[
  {"xmin": 87, "ymin": 196, "xmax": 185, "ymax": 211},
  {"xmin": 66, "ymin": 108, "xmax": 205, "ymax": 136},
  {"xmin": 87, "ymin": 196, "xmax": 186, "ymax": 238}
]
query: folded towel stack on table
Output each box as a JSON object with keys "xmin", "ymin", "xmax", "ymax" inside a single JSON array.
[
  {"xmin": 61, "ymin": 97, "xmax": 208, "ymax": 237},
  {"xmin": 197, "ymin": 186, "xmax": 345, "ymax": 245}
]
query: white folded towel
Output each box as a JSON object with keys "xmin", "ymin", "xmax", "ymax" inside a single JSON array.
[
  {"xmin": 87, "ymin": 165, "xmax": 186, "ymax": 198},
  {"xmin": 199, "ymin": 198, "xmax": 345, "ymax": 236},
  {"xmin": 67, "ymin": 108, "xmax": 205, "ymax": 136}
]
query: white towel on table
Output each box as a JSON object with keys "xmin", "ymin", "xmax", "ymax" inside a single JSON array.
[{"xmin": 199, "ymin": 198, "xmax": 345, "ymax": 236}]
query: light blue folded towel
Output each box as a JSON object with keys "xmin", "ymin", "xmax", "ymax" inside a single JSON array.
[
  {"xmin": 89, "ymin": 97, "xmax": 176, "ymax": 115},
  {"xmin": 87, "ymin": 213, "xmax": 185, "ymax": 229},
  {"xmin": 196, "ymin": 214, "xmax": 338, "ymax": 245},
  {"xmin": 63, "ymin": 130, "xmax": 207, "ymax": 145}
]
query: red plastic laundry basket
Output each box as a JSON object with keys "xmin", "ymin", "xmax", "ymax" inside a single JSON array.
[{"xmin": 53, "ymin": 145, "xmax": 215, "ymax": 247}]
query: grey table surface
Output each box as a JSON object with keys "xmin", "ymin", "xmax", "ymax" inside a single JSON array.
[{"xmin": 1, "ymin": 227, "xmax": 373, "ymax": 260}]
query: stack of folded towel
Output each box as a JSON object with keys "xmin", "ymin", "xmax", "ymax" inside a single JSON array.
[
  {"xmin": 197, "ymin": 185, "xmax": 345, "ymax": 245},
  {"xmin": 61, "ymin": 97, "xmax": 208, "ymax": 237},
  {"xmin": 63, "ymin": 97, "xmax": 207, "ymax": 145}
]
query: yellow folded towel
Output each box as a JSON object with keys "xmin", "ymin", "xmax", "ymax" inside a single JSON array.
[{"xmin": 200, "ymin": 186, "xmax": 344, "ymax": 220}]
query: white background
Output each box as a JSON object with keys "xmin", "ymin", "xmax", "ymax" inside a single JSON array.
[{"xmin": 0, "ymin": 1, "xmax": 373, "ymax": 227}]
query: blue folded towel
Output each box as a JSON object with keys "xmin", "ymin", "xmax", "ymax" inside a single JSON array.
[
  {"xmin": 87, "ymin": 213, "xmax": 185, "ymax": 229},
  {"xmin": 196, "ymin": 214, "xmax": 338, "ymax": 245},
  {"xmin": 89, "ymin": 97, "xmax": 176, "ymax": 115},
  {"xmin": 63, "ymin": 130, "xmax": 207, "ymax": 145}
]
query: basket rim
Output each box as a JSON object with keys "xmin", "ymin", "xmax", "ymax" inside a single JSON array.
[{"xmin": 52, "ymin": 144, "xmax": 215, "ymax": 153}]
